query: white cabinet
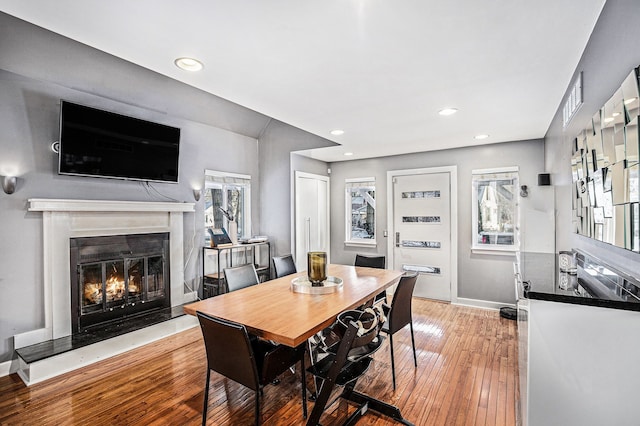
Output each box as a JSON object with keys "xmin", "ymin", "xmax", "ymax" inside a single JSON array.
[{"xmin": 520, "ymin": 299, "xmax": 640, "ymax": 426}]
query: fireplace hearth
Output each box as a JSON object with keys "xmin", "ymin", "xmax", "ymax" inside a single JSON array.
[{"xmin": 70, "ymin": 233, "xmax": 170, "ymax": 333}]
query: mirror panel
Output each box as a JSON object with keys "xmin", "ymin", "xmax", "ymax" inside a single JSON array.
[
  {"xmin": 614, "ymin": 127, "xmax": 626, "ymax": 163},
  {"xmin": 593, "ymin": 169, "xmax": 605, "ymax": 207},
  {"xmin": 603, "ymin": 191, "xmax": 614, "ymax": 218},
  {"xmin": 621, "ymin": 68, "xmax": 640, "ymax": 121},
  {"xmin": 628, "ymin": 162, "xmax": 639, "ymax": 203},
  {"xmin": 572, "ymin": 65, "xmax": 640, "ymax": 254},
  {"xmin": 614, "ymin": 205, "xmax": 626, "ymax": 248},
  {"xmin": 625, "ymin": 117, "xmax": 639, "ymax": 165},
  {"xmin": 632, "ymin": 203, "xmax": 640, "ymax": 252},
  {"xmin": 611, "ymin": 161, "xmax": 626, "ymax": 205},
  {"xmin": 602, "ymin": 124, "xmax": 617, "ymax": 165}
]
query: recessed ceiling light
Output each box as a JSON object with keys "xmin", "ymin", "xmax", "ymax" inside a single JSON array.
[
  {"xmin": 612, "ymin": 112, "xmax": 621, "ymax": 117},
  {"xmin": 604, "ymin": 117, "xmax": 614, "ymax": 123},
  {"xmin": 344, "ymin": 152, "xmax": 353, "ymax": 156},
  {"xmin": 474, "ymin": 134, "xmax": 490, "ymax": 140},
  {"xmin": 331, "ymin": 129, "xmax": 345, "ymax": 136},
  {"xmin": 174, "ymin": 57, "xmax": 204, "ymax": 71},
  {"xmin": 624, "ymin": 97, "xmax": 637, "ymax": 105},
  {"xmin": 438, "ymin": 108, "xmax": 458, "ymax": 116}
]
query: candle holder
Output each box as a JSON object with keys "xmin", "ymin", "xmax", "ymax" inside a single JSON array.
[{"xmin": 307, "ymin": 251, "xmax": 327, "ymax": 286}]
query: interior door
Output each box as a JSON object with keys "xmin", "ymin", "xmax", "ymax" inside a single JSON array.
[
  {"xmin": 294, "ymin": 172, "xmax": 330, "ymax": 272},
  {"xmin": 392, "ymin": 172, "xmax": 452, "ymax": 301}
]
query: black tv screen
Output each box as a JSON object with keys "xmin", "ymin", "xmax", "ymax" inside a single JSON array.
[{"xmin": 58, "ymin": 101, "xmax": 180, "ymax": 183}]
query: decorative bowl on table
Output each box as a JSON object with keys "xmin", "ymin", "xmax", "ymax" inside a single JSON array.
[{"xmin": 291, "ymin": 276, "xmax": 343, "ymax": 294}]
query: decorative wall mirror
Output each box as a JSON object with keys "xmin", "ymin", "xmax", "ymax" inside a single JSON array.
[{"xmin": 571, "ymin": 66, "xmax": 640, "ymax": 253}]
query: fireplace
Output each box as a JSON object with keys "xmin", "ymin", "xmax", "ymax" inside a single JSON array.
[
  {"xmin": 13, "ymin": 200, "xmax": 197, "ymax": 386},
  {"xmin": 70, "ymin": 233, "xmax": 171, "ymax": 333}
]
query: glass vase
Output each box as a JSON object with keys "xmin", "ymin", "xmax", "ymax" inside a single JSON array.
[{"xmin": 307, "ymin": 251, "xmax": 327, "ymax": 286}]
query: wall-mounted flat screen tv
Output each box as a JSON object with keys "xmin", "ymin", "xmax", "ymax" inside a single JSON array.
[{"xmin": 58, "ymin": 100, "xmax": 180, "ymax": 183}]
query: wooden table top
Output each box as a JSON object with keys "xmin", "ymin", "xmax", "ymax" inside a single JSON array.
[{"xmin": 184, "ymin": 264, "xmax": 402, "ymax": 347}]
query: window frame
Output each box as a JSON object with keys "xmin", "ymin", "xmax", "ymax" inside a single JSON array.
[
  {"xmin": 471, "ymin": 167, "xmax": 519, "ymax": 254},
  {"xmin": 345, "ymin": 177, "xmax": 377, "ymax": 247},
  {"xmin": 204, "ymin": 170, "xmax": 251, "ymax": 240}
]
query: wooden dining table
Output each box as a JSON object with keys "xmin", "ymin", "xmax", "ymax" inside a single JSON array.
[{"xmin": 183, "ymin": 264, "xmax": 403, "ymax": 347}]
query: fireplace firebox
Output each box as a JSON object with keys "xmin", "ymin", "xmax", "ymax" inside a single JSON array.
[{"xmin": 70, "ymin": 233, "xmax": 171, "ymax": 333}]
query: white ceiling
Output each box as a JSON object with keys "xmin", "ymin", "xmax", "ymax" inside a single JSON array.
[{"xmin": 1, "ymin": 0, "xmax": 605, "ymax": 162}]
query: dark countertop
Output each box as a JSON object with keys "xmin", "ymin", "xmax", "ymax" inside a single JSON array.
[{"xmin": 520, "ymin": 251, "xmax": 640, "ymax": 312}]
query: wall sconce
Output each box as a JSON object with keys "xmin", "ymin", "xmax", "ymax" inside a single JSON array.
[
  {"xmin": 2, "ymin": 176, "xmax": 17, "ymax": 194},
  {"xmin": 520, "ymin": 185, "xmax": 528, "ymax": 198},
  {"xmin": 193, "ymin": 188, "xmax": 201, "ymax": 202}
]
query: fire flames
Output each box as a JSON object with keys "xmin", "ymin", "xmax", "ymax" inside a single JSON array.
[{"xmin": 83, "ymin": 275, "xmax": 140, "ymax": 305}]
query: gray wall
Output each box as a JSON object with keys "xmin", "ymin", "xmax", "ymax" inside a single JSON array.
[
  {"xmin": 545, "ymin": 0, "xmax": 640, "ymax": 273},
  {"xmin": 0, "ymin": 13, "xmax": 331, "ymax": 363},
  {"xmin": 258, "ymin": 123, "xmax": 336, "ymax": 257},
  {"xmin": 328, "ymin": 139, "xmax": 546, "ymax": 304}
]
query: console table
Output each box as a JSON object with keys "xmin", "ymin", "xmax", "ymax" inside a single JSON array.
[{"xmin": 202, "ymin": 242, "xmax": 271, "ymax": 298}]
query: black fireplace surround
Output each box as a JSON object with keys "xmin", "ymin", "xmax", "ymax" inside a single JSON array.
[{"xmin": 70, "ymin": 233, "xmax": 171, "ymax": 333}]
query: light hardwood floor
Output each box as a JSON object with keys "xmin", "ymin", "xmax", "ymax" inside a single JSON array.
[{"xmin": 0, "ymin": 298, "xmax": 518, "ymax": 425}]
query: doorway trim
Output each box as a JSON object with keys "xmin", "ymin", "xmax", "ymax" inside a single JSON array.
[{"xmin": 387, "ymin": 166, "xmax": 458, "ymax": 304}]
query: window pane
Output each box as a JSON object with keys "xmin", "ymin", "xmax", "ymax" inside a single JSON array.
[
  {"xmin": 204, "ymin": 187, "xmax": 224, "ymax": 228},
  {"xmin": 227, "ymin": 186, "xmax": 244, "ymax": 237},
  {"xmin": 204, "ymin": 171, "xmax": 252, "ymax": 243},
  {"xmin": 350, "ymin": 187, "xmax": 375, "ymax": 239},
  {"xmin": 475, "ymin": 177, "xmax": 516, "ymax": 246}
]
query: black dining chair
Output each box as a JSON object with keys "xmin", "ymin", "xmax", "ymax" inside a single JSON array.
[
  {"xmin": 380, "ymin": 271, "xmax": 419, "ymax": 390},
  {"xmin": 223, "ymin": 263, "xmax": 259, "ymax": 292},
  {"xmin": 197, "ymin": 312, "xmax": 307, "ymax": 426},
  {"xmin": 354, "ymin": 254, "xmax": 386, "ymax": 269},
  {"xmin": 354, "ymin": 254, "xmax": 387, "ymax": 304},
  {"xmin": 272, "ymin": 254, "xmax": 297, "ymax": 278}
]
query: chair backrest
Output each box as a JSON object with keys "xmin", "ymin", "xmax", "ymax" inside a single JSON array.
[
  {"xmin": 272, "ymin": 254, "xmax": 297, "ymax": 278},
  {"xmin": 197, "ymin": 312, "xmax": 260, "ymax": 391},
  {"xmin": 224, "ymin": 264, "xmax": 259, "ymax": 292},
  {"xmin": 387, "ymin": 272, "xmax": 418, "ymax": 334},
  {"xmin": 354, "ymin": 254, "xmax": 386, "ymax": 269}
]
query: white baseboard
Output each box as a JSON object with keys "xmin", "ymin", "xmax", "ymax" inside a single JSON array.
[
  {"xmin": 0, "ymin": 359, "xmax": 17, "ymax": 377},
  {"xmin": 16, "ymin": 315, "xmax": 198, "ymax": 386},
  {"xmin": 454, "ymin": 297, "xmax": 515, "ymax": 311}
]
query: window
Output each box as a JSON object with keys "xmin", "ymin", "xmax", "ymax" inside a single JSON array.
[
  {"xmin": 345, "ymin": 177, "xmax": 376, "ymax": 245},
  {"xmin": 204, "ymin": 170, "xmax": 251, "ymax": 239},
  {"xmin": 472, "ymin": 167, "xmax": 519, "ymax": 252}
]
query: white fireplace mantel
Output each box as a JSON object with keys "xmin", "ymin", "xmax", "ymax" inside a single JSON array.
[
  {"xmin": 28, "ymin": 198, "xmax": 195, "ymax": 213},
  {"xmin": 15, "ymin": 198, "xmax": 196, "ymax": 349}
]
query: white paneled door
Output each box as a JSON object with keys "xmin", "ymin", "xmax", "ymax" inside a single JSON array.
[
  {"xmin": 294, "ymin": 172, "xmax": 330, "ymax": 272},
  {"xmin": 389, "ymin": 169, "xmax": 455, "ymax": 301}
]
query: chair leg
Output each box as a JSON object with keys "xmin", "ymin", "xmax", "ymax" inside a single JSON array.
[
  {"xmin": 255, "ymin": 389, "xmax": 261, "ymax": 426},
  {"xmin": 301, "ymin": 356, "xmax": 308, "ymax": 419},
  {"xmin": 410, "ymin": 322, "xmax": 417, "ymax": 367},
  {"xmin": 389, "ymin": 334, "xmax": 396, "ymax": 390},
  {"xmin": 202, "ymin": 369, "xmax": 211, "ymax": 426}
]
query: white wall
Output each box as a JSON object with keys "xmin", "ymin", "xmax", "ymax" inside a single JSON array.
[{"xmin": 257, "ymin": 123, "xmax": 336, "ymax": 257}]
